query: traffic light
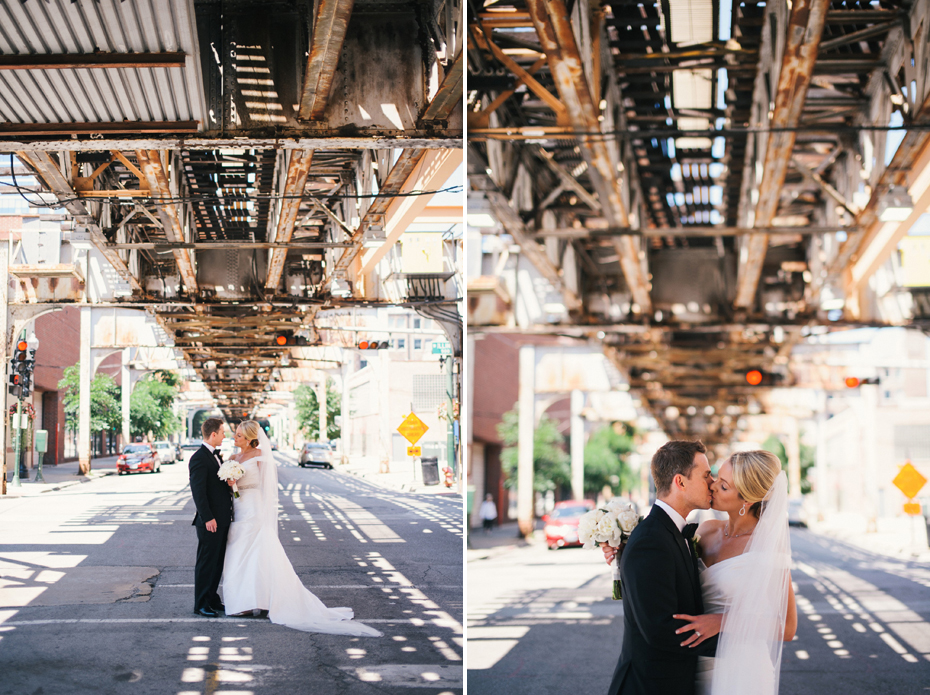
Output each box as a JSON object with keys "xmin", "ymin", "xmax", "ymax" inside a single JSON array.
[
  {"xmin": 274, "ymin": 332, "xmax": 308, "ymax": 346},
  {"xmin": 357, "ymin": 339, "xmax": 389, "ymax": 350},
  {"xmin": 744, "ymin": 369, "xmax": 782, "ymax": 386},
  {"xmin": 845, "ymin": 376, "xmax": 880, "ymax": 388},
  {"xmin": 9, "ymin": 338, "xmax": 34, "ymax": 399}
]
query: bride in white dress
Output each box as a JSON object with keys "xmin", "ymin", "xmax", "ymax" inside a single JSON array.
[
  {"xmin": 672, "ymin": 450, "xmax": 797, "ymax": 695},
  {"xmin": 220, "ymin": 420, "xmax": 380, "ymax": 637}
]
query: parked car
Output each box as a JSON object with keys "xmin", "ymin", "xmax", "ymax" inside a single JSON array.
[
  {"xmin": 180, "ymin": 440, "xmax": 202, "ymax": 465},
  {"xmin": 117, "ymin": 443, "xmax": 161, "ymax": 475},
  {"xmin": 542, "ymin": 500, "xmax": 595, "ymax": 550},
  {"xmin": 788, "ymin": 499, "xmax": 808, "ymax": 527},
  {"xmin": 153, "ymin": 441, "xmax": 177, "ymax": 464},
  {"xmin": 299, "ymin": 442, "xmax": 333, "ymax": 469}
]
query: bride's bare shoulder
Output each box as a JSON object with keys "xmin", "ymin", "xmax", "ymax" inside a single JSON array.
[{"xmin": 697, "ymin": 519, "xmax": 725, "ymax": 536}]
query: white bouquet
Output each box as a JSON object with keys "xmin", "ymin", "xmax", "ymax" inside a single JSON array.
[
  {"xmin": 217, "ymin": 460, "xmax": 245, "ymax": 498},
  {"xmin": 577, "ymin": 498, "xmax": 642, "ymax": 600}
]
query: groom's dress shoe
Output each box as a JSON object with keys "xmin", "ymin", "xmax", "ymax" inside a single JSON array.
[
  {"xmin": 195, "ymin": 607, "xmax": 218, "ymax": 618},
  {"xmin": 211, "ymin": 602, "xmax": 226, "ymax": 613}
]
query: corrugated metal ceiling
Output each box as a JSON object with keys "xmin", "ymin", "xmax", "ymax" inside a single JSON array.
[{"xmin": 0, "ymin": 0, "xmax": 207, "ymax": 128}]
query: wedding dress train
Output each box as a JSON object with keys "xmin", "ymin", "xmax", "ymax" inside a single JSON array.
[{"xmin": 221, "ymin": 439, "xmax": 380, "ymax": 637}]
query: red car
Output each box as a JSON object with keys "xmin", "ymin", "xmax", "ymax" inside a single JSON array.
[
  {"xmin": 543, "ymin": 500, "xmax": 595, "ymax": 550},
  {"xmin": 117, "ymin": 443, "xmax": 161, "ymax": 475}
]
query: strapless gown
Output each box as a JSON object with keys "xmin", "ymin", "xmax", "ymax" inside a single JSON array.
[
  {"xmin": 696, "ymin": 553, "xmax": 775, "ymax": 695},
  {"xmin": 221, "ymin": 458, "xmax": 380, "ymax": 636}
]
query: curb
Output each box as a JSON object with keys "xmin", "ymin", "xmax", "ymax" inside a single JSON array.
[{"xmin": 2, "ymin": 469, "xmax": 116, "ymax": 498}]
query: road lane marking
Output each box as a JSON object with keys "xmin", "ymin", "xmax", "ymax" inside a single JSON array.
[{"xmin": 340, "ymin": 663, "xmax": 462, "ymax": 689}]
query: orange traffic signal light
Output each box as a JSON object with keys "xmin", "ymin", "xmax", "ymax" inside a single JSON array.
[
  {"xmin": 357, "ymin": 339, "xmax": 387, "ymax": 350},
  {"xmin": 358, "ymin": 340, "xmax": 370, "ymax": 350},
  {"xmin": 845, "ymin": 377, "xmax": 860, "ymax": 388},
  {"xmin": 276, "ymin": 334, "xmax": 287, "ymax": 346},
  {"xmin": 746, "ymin": 370, "xmax": 763, "ymax": 386}
]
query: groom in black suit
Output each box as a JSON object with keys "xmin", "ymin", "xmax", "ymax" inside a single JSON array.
[
  {"xmin": 189, "ymin": 417, "xmax": 233, "ymax": 618},
  {"xmin": 606, "ymin": 440, "xmax": 719, "ymax": 695}
]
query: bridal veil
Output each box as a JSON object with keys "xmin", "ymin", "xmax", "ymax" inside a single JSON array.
[{"xmin": 711, "ymin": 471, "xmax": 791, "ymax": 694}]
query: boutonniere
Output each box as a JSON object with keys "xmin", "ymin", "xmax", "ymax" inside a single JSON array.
[{"xmin": 688, "ymin": 533, "xmax": 702, "ymax": 559}]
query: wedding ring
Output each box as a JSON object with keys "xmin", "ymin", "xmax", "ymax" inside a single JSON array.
[{"xmin": 695, "ymin": 631, "xmax": 701, "ymax": 637}]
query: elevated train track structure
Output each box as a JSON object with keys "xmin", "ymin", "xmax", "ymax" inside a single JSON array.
[
  {"xmin": 467, "ymin": 0, "xmax": 930, "ymax": 444},
  {"xmin": 0, "ymin": 0, "xmax": 463, "ymax": 452}
]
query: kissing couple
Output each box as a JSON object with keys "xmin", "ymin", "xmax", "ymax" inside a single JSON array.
[
  {"xmin": 603, "ymin": 440, "xmax": 797, "ymax": 695},
  {"xmin": 188, "ymin": 417, "xmax": 380, "ymax": 636}
]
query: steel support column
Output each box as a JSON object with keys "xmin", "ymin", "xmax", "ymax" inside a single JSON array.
[
  {"xmin": 78, "ymin": 307, "xmax": 92, "ymax": 475},
  {"xmin": 733, "ymin": 0, "xmax": 830, "ymax": 309},
  {"xmin": 517, "ymin": 344, "xmax": 536, "ymax": 538},
  {"xmin": 570, "ymin": 389, "xmax": 584, "ymax": 502},
  {"xmin": 122, "ymin": 348, "xmax": 132, "ymax": 448}
]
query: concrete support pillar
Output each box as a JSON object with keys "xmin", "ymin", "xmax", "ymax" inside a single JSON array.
[
  {"xmin": 815, "ymin": 411, "xmax": 828, "ymax": 519},
  {"xmin": 0, "ymin": 239, "xmax": 8, "ymax": 493},
  {"xmin": 517, "ymin": 344, "xmax": 535, "ymax": 538},
  {"xmin": 341, "ymin": 359, "xmax": 352, "ymax": 461},
  {"xmin": 78, "ymin": 307, "xmax": 92, "ymax": 474},
  {"xmin": 121, "ymin": 348, "xmax": 132, "ymax": 448},
  {"xmin": 785, "ymin": 416, "xmax": 801, "ymax": 499},
  {"xmin": 862, "ymin": 383, "xmax": 879, "ymax": 530},
  {"xmin": 318, "ymin": 376, "xmax": 327, "ymax": 442},
  {"xmin": 379, "ymin": 351, "xmax": 391, "ymax": 469},
  {"xmin": 570, "ymin": 389, "xmax": 585, "ymax": 501}
]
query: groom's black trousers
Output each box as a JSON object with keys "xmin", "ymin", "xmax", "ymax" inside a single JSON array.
[{"xmin": 194, "ymin": 520, "xmax": 229, "ymax": 611}]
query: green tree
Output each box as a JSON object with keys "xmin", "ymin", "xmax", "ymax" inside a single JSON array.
[
  {"xmin": 294, "ymin": 378, "xmax": 341, "ymax": 441},
  {"xmin": 58, "ymin": 365, "xmax": 121, "ymax": 434},
  {"xmin": 130, "ymin": 371, "xmax": 182, "ymax": 441},
  {"xmin": 583, "ymin": 422, "xmax": 637, "ymax": 495},
  {"xmin": 497, "ymin": 406, "xmax": 571, "ymax": 493},
  {"xmin": 762, "ymin": 434, "xmax": 815, "ymax": 494}
]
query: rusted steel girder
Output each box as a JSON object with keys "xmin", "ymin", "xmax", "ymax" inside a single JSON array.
[
  {"xmin": 16, "ymin": 150, "xmax": 142, "ymax": 294},
  {"xmin": 829, "ymin": 86, "xmax": 930, "ymax": 288},
  {"xmin": 298, "ymin": 0, "xmax": 355, "ymax": 121},
  {"xmin": 265, "ymin": 149, "xmax": 314, "ymax": 293},
  {"xmin": 486, "ymin": 190, "xmax": 583, "ymax": 314},
  {"xmin": 135, "ymin": 150, "xmax": 199, "ymax": 295},
  {"xmin": 331, "ymin": 148, "xmax": 425, "ymax": 275},
  {"xmin": 525, "ymin": 0, "xmax": 652, "ymax": 315},
  {"xmin": 733, "ymin": 0, "xmax": 830, "ymax": 309},
  {"xmin": 420, "ymin": 51, "xmax": 464, "ymax": 123}
]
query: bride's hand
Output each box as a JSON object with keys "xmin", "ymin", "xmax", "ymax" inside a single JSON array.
[
  {"xmin": 673, "ymin": 613, "xmax": 722, "ymax": 647},
  {"xmin": 600, "ymin": 541, "xmax": 625, "ymax": 566}
]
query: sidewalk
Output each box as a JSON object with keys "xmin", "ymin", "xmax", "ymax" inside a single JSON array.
[
  {"xmin": 0, "ymin": 455, "xmax": 119, "ymax": 498},
  {"xmin": 467, "ymin": 520, "xmax": 536, "ymax": 561},
  {"xmin": 808, "ymin": 511, "xmax": 930, "ymax": 562},
  {"xmin": 337, "ymin": 454, "xmax": 462, "ymax": 497}
]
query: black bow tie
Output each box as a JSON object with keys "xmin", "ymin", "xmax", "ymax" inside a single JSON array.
[{"xmin": 681, "ymin": 522, "xmax": 699, "ymax": 540}]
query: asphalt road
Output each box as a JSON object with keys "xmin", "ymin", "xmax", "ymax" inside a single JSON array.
[
  {"xmin": 467, "ymin": 527, "xmax": 930, "ymax": 694},
  {"xmin": 0, "ymin": 452, "xmax": 463, "ymax": 695}
]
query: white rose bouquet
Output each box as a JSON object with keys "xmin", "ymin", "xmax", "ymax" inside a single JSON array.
[
  {"xmin": 577, "ymin": 497, "xmax": 642, "ymax": 600},
  {"xmin": 217, "ymin": 460, "xmax": 245, "ymax": 498}
]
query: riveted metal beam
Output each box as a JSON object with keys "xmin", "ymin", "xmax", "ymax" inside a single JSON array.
[
  {"xmin": 733, "ymin": 0, "xmax": 830, "ymax": 309},
  {"xmin": 135, "ymin": 150, "xmax": 198, "ymax": 295},
  {"xmin": 265, "ymin": 149, "xmax": 314, "ymax": 292},
  {"xmin": 525, "ymin": 0, "xmax": 652, "ymax": 314},
  {"xmin": 0, "ymin": 52, "xmax": 187, "ymax": 70},
  {"xmin": 299, "ymin": 0, "xmax": 355, "ymax": 121},
  {"xmin": 15, "ymin": 150, "xmax": 142, "ymax": 294},
  {"xmin": 420, "ymin": 51, "xmax": 464, "ymax": 123}
]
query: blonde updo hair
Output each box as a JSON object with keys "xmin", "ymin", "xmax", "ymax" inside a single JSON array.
[
  {"xmin": 238, "ymin": 420, "xmax": 262, "ymax": 449},
  {"xmin": 728, "ymin": 450, "xmax": 781, "ymax": 518}
]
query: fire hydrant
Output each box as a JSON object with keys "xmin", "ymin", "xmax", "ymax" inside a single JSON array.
[{"xmin": 441, "ymin": 466, "xmax": 454, "ymax": 488}]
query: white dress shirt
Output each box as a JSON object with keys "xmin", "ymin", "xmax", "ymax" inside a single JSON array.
[{"xmin": 654, "ymin": 498, "xmax": 687, "ymax": 532}]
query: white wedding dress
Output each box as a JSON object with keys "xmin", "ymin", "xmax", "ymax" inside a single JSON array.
[
  {"xmin": 694, "ymin": 472, "xmax": 791, "ymax": 695},
  {"xmin": 221, "ymin": 437, "xmax": 380, "ymax": 637},
  {"xmin": 696, "ymin": 554, "xmax": 775, "ymax": 694}
]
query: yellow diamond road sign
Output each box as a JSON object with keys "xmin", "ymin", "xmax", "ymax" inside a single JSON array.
[
  {"xmin": 893, "ymin": 462, "xmax": 928, "ymax": 500},
  {"xmin": 397, "ymin": 413, "xmax": 429, "ymax": 446}
]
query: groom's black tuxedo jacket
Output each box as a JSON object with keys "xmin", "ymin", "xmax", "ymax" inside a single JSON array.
[
  {"xmin": 608, "ymin": 504, "xmax": 718, "ymax": 695},
  {"xmin": 189, "ymin": 444, "xmax": 233, "ymax": 527}
]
